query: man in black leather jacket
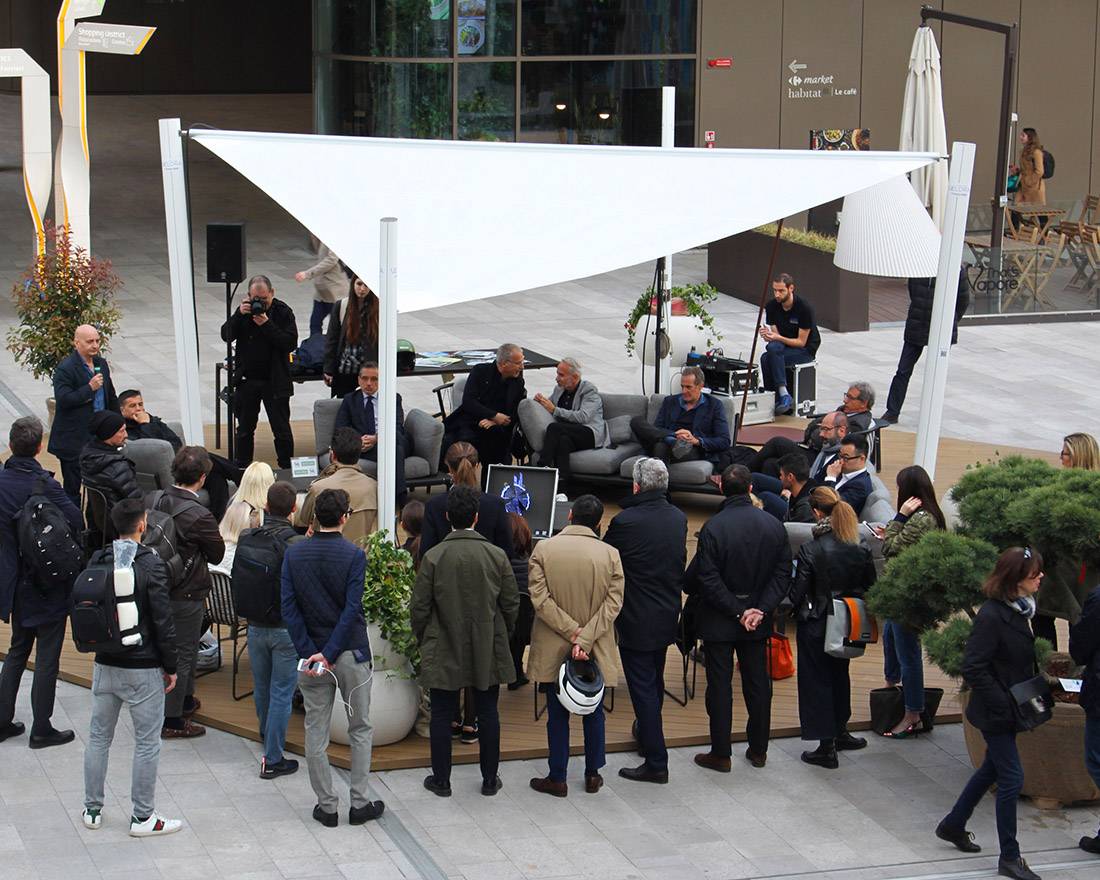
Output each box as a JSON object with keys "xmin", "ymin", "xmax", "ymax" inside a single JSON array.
[
  {"xmin": 80, "ymin": 411, "xmax": 143, "ymax": 545},
  {"xmin": 687, "ymin": 465, "xmax": 791, "ymax": 771},
  {"xmin": 82, "ymin": 498, "xmax": 181, "ymax": 836}
]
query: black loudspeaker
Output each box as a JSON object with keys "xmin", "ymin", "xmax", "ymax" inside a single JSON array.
[
  {"xmin": 621, "ymin": 87, "xmax": 662, "ymax": 147},
  {"xmin": 206, "ymin": 222, "xmax": 246, "ymax": 283}
]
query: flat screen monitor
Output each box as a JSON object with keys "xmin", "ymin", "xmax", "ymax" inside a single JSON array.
[{"xmin": 485, "ymin": 464, "xmax": 559, "ymax": 540}]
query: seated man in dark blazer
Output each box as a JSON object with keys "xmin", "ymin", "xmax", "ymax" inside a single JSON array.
[
  {"xmin": 334, "ymin": 362, "xmax": 407, "ymax": 502},
  {"xmin": 47, "ymin": 324, "xmax": 119, "ymax": 503},
  {"xmin": 630, "ymin": 367, "xmax": 730, "ymax": 468},
  {"xmin": 442, "ymin": 344, "xmax": 526, "ymax": 469},
  {"xmin": 822, "ymin": 435, "xmax": 873, "ymax": 516}
]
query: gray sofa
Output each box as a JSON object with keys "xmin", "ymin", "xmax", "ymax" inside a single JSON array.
[{"xmin": 311, "ymin": 398, "xmax": 447, "ymax": 488}]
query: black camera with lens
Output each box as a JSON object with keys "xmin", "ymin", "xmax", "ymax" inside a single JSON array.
[{"xmin": 248, "ymin": 297, "xmax": 267, "ymax": 316}]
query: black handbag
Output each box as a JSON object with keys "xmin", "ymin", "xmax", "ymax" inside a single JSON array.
[{"xmin": 1009, "ymin": 674, "xmax": 1054, "ymax": 731}]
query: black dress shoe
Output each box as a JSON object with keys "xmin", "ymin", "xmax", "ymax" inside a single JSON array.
[
  {"xmin": 878, "ymin": 413, "xmax": 899, "ymax": 426},
  {"xmin": 349, "ymin": 801, "xmax": 385, "ymax": 824},
  {"xmin": 423, "ymin": 774, "xmax": 452, "ymax": 797},
  {"xmin": 935, "ymin": 820, "xmax": 981, "ymax": 853},
  {"xmin": 507, "ymin": 676, "xmax": 529, "ymax": 691},
  {"xmin": 29, "ymin": 728, "xmax": 75, "ymax": 750},
  {"xmin": 312, "ymin": 805, "xmax": 338, "ymax": 827},
  {"xmin": 0, "ymin": 721, "xmax": 26, "ymax": 742},
  {"xmin": 800, "ymin": 743, "xmax": 839, "ymax": 769},
  {"xmin": 997, "ymin": 856, "xmax": 1040, "ymax": 880},
  {"xmin": 744, "ymin": 748, "xmax": 767, "ymax": 768},
  {"xmin": 835, "ymin": 732, "xmax": 867, "ymax": 751},
  {"xmin": 618, "ymin": 763, "xmax": 669, "ymax": 784},
  {"xmin": 1080, "ymin": 834, "xmax": 1100, "ymax": 854},
  {"xmin": 481, "ymin": 776, "xmax": 503, "ymax": 796}
]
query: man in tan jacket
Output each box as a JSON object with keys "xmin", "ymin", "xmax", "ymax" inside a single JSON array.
[
  {"xmin": 527, "ymin": 495, "xmax": 624, "ymax": 797},
  {"xmin": 297, "ymin": 427, "xmax": 377, "ymax": 545}
]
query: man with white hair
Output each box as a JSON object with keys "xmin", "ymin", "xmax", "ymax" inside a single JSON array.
[
  {"xmin": 443, "ymin": 343, "xmax": 527, "ymax": 468},
  {"xmin": 532, "ymin": 358, "xmax": 608, "ymax": 494},
  {"xmin": 603, "ymin": 458, "xmax": 687, "ymax": 784},
  {"xmin": 48, "ymin": 324, "xmax": 119, "ymax": 502}
]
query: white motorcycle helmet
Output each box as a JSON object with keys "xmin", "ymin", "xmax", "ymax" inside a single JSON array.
[{"xmin": 556, "ymin": 656, "xmax": 605, "ymax": 715}]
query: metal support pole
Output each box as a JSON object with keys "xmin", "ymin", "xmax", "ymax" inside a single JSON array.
[
  {"xmin": 159, "ymin": 118, "xmax": 204, "ymax": 445},
  {"xmin": 377, "ymin": 217, "xmax": 399, "ymax": 539},
  {"xmin": 658, "ymin": 85, "xmax": 675, "ymax": 393},
  {"xmin": 914, "ymin": 141, "xmax": 976, "ymax": 478},
  {"xmin": 224, "ymin": 279, "xmax": 236, "ymax": 461}
]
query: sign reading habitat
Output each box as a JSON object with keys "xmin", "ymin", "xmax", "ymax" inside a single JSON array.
[{"xmin": 485, "ymin": 465, "xmax": 559, "ymax": 540}]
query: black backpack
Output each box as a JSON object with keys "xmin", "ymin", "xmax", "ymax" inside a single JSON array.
[
  {"xmin": 142, "ymin": 490, "xmax": 201, "ymax": 589},
  {"xmin": 16, "ymin": 478, "xmax": 85, "ymax": 594},
  {"xmin": 231, "ymin": 524, "xmax": 293, "ymax": 624},
  {"xmin": 1043, "ymin": 150, "xmax": 1055, "ymax": 180},
  {"xmin": 293, "ymin": 332, "xmax": 327, "ymax": 373}
]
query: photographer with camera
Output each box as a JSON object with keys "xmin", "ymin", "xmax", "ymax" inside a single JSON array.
[{"xmin": 221, "ymin": 275, "xmax": 299, "ymax": 469}]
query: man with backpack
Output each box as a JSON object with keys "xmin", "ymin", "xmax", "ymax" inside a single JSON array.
[
  {"xmin": 234, "ymin": 481, "xmax": 304, "ymax": 778},
  {"xmin": 77, "ymin": 498, "xmax": 180, "ymax": 835},
  {"xmin": 154, "ymin": 447, "xmax": 225, "ymax": 739},
  {"xmin": 0, "ymin": 417, "xmax": 84, "ymax": 748}
]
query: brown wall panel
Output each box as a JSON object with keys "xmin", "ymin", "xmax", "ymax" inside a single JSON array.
[
  {"xmin": 1016, "ymin": 0, "xmax": 1097, "ymax": 206},
  {"xmin": 697, "ymin": 0, "xmax": 782, "ymax": 148},
  {"xmin": 778, "ymin": 0, "xmax": 863, "ymax": 149}
]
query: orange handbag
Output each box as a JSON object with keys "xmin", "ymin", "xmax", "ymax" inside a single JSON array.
[{"xmin": 767, "ymin": 633, "xmax": 795, "ymax": 680}]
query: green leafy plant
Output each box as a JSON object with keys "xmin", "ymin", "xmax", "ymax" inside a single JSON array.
[
  {"xmin": 752, "ymin": 223, "xmax": 838, "ymax": 254},
  {"xmin": 950, "ymin": 455, "xmax": 1058, "ymax": 549},
  {"xmin": 361, "ymin": 530, "xmax": 420, "ymax": 677},
  {"xmin": 624, "ymin": 282, "xmax": 722, "ymax": 357},
  {"xmin": 923, "ymin": 615, "xmax": 1052, "ymax": 683},
  {"xmin": 1005, "ymin": 469, "xmax": 1100, "ymax": 564},
  {"xmin": 6, "ymin": 223, "xmax": 122, "ymax": 380}
]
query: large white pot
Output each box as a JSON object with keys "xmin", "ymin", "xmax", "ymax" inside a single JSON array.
[{"xmin": 330, "ymin": 623, "xmax": 419, "ymax": 747}]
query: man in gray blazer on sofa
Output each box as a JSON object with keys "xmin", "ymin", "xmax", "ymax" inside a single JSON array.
[{"xmin": 532, "ymin": 358, "xmax": 608, "ymax": 494}]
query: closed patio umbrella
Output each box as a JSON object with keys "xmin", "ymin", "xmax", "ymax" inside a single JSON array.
[{"xmin": 900, "ymin": 25, "xmax": 949, "ymax": 231}]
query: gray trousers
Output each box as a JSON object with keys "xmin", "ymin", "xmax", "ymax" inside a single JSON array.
[
  {"xmin": 299, "ymin": 651, "xmax": 374, "ymax": 811},
  {"xmin": 84, "ymin": 664, "xmax": 165, "ymax": 819},
  {"xmin": 164, "ymin": 599, "xmax": 205, "ymax": 719}
]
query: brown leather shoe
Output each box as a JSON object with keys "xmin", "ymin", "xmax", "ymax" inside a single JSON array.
[
  {"xmin": 745, "ymin": 748, "xmax": 767, "ymax": 768},
  {"xmin": 584, "ymin": 773, "xmax": 603, "ymax": 794},
  {"xmin": 161, "ymin": 720, "xmax": 206, "ymax": 739},
  {"xmin": 182, "ymin": 698, "xmax": 201, "ymax": 718},
  {"xmin": 529, "ymin": 777, "xmax": 568, "ymax": 798},
  {"xmin": 693, "ymin": 752, "xmax": 731, "ymax": 773}
]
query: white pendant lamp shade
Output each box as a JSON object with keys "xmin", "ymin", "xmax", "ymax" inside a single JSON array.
[{"xmin": 834, "ymin": 174, "xmax": 942, "ymax": 278}]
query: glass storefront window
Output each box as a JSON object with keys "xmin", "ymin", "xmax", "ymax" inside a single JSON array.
[
  {"xmin": 457, "ymin": 1, "xmax": 516, "ymax": 57},
  {"xmin": 328, "ymin": 0, "xmax": 452, "ymax": 58},
  {"xmin": 521, "ymin": 0, "xmax": 696, "ymax": 56},
  {"xmin": 331, "ymin": 60, "xmax": 451, "ymax": 138},
  {"xmin": 519, "ymin": 60, "xmax": 694, "ymax": 147},
  {"xmin": 458, "ymin": 62, "xmax": 516, "ymax": 140}
]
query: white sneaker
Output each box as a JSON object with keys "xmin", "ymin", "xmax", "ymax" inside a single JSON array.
[
  {"xmin": 129, "ymin": 812, "xmax": 182, "ymax": 837},
  {"xmin": 82, "ymin": 808, "xmax": 102, "ymax": 830}
]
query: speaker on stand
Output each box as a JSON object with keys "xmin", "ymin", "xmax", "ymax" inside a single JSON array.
[{"xmin": 207, "ymin": 222, "xmax": 246, "ymax": 461}]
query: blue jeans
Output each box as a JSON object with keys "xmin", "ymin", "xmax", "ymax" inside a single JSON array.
[
  {"xmin": 882, "ymin": 621, "xmax": 925, "ymax": 712},
  {"xmin": 545, "ymin": 687, "xmax": 605, "ymax": 782},
  {"xmin": 760, "ymin": 341, "xmax": 814, "ymax": 393},
  {"xmin": 1087, "ymin": 714, "xmax": 1100, "ymax": 830},
  {"xmin": 309, "ymin": 299, "xmax": 334, "ymax": 336},
  {"xmin": 945, "ymin": 731, "xmax": 1023, "ymax": 860},
  {"xmin": 248, "ymin": 625, "xmax": 299, "ymax": 764}
]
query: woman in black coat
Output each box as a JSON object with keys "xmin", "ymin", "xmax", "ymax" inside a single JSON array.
[
  {"xmin": 507, "ymin": 513, "xmax": 534, "ymax": 690},
  {"xmin": 936, "ymin": 547, "xmax": 1045, "ymax": 880},
  {"xmin": 790, "ymin": 487, "xmax": 876, "ymax": 769},
  {"xmin": 323, "ymin": 275, "xmax": 379, "ymax": 399}
]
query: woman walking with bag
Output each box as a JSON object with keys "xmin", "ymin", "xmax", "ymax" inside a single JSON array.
[
  {"xmin": 935, "ymin": 547, "xmax": 1046, "ymax": 880},
  {"xmin": 878, "ymin": 465, "xmax": 946, "ymax": 737},
  {"xmin": 323, "ymin": 275, "xmax": 379, "ymax": 399},
  {"xmin": 791, "ymin": 487, "xmax": 877, "ymax": 769}
]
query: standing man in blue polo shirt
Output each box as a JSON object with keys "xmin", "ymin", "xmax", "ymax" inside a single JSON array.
[{"xmin": 759, "ymin": 273, "xmax": 820, "ymax": 415}]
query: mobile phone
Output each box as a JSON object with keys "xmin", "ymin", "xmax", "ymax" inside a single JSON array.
[{"xmin": 297, "ymin": 659, "xmax": 324, "ymax": 674}]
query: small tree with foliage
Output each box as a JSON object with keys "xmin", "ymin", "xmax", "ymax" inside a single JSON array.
[
  {"xmin": 950, "ymin": 455, "xmax": 1058, "ymax": 549},
  {"xmin": 361, "ymin": 531, "xmax": 420, "ymax": 676}
]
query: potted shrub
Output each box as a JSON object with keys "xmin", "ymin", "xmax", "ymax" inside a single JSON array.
[
  {"xmin": 5, "ymin": 223, "xmax": 122, "ymax": 425},
  {"xmin": 330, "ymin": 532, "xmax": 420, "ymax": 747},
  {"xmin": 625, "ymin": 282, "xmax": 722, "ymax": 362}
]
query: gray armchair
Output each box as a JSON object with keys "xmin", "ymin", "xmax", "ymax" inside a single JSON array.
[{"xmin": 122, "ymin": 439, "xmax": 174, "ymax": 492}]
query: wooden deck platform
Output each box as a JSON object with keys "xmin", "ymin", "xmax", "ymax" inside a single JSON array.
[{"xmin": 1, "ymin": 422, "xmax": 1057, "ymax": 771}]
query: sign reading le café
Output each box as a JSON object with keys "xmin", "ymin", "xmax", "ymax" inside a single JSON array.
[{"xmin": 786, "ymin": 58, "xmax": 858, "ymax": 100}]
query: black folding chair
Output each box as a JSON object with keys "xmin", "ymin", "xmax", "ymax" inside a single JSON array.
[{"xmin": 204, "ymin": 569, "xmax": 252, "ymax": 700}]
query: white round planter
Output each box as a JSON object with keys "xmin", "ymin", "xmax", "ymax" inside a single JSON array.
[
  {"xmin": 634, "ymin": 314, "xmax": 711, "ymax": 368},
  {"xmin": 330, "ymin": 623, "xmax": 419, "ymax": 747}
]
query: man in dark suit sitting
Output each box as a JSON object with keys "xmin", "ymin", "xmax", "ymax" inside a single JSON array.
[
  {"xmin": 630, "ymin": 367, "xmax": 730, "ymax": 468},
  {"xmin": 334, "ymin": 362, "xmax": 407, "ymax": 503},
  {"xmin": 442, "ymin": 344, "xmax": 526, "ymax": 469},
  {"xmin": 47, "ymin": 324, "xmax": 118, "ymax": 503},
  {"xmin": 822, "ymin": 435, "xmax": 873, "ymax": 516}
]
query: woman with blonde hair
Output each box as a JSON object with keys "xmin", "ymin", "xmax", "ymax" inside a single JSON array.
[
  {"xmin": 234, "ymin": 461, "xmax": 275, "ymax": 513},
  {"xmin": 1061, "ymin": 433, "xmax": 1100, "ymax": 471},
  {"xmin": 790, "ymin": 486, "xmax": 877, "ymax": 769},
  {"xmin": 213, "ymin": 500, "xmax": 260, "ymax": 572}
]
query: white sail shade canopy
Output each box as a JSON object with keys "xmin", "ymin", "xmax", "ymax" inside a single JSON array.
[{"xmin": 187, "ymin": 130, "xmax": 938, "ymax": 312}]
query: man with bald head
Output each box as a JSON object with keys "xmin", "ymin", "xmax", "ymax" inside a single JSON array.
[{"xmin": 48, "ymin": 324, "xmax": 119, "ymax": 502}]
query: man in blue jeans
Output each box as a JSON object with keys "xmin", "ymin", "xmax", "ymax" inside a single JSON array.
[
  {"xmin": 1070, "ymin": 583, "xmax": 1100, "ymax": 855},
  {"xmin": 236, "ymin": 481, "xmax": 304, "ymax": 779},
  {"xmin": 758, "ymin": 273, "xmax": 820, "ymax": 415}
]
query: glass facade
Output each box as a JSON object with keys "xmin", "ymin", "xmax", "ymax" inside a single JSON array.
[{"xmin": 314, "ymin": 0, "xmax": 697, "ymax": 143}]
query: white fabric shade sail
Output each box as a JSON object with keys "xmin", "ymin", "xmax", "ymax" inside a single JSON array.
[
  {"xmin": 900, "ymin": 26, "xmax": 949, "ymax": 231},
  {"xmin": 834, "ymin": 175, "xmax": 942, "ymax": 277},
  {"xmin": 188, "ymin": 130, "xmax": 937, "ymax": 312}
]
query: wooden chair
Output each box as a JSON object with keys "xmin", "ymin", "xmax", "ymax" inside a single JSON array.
[{"xmin": 1074, "ymin": 194, "xmax": 1099, "ymax": 225}]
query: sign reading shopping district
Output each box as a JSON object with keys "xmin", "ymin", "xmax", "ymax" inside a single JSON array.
[
  {"xmin": 72, "ymin": 22, "xmax": 156, "ymax": 55},
  {"xmin": 785, "ymin": 58, "xmax": 858, "ymax": 100}
]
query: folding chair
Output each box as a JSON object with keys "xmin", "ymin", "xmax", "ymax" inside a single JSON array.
[
  {"xmin": 664, "ymin": 613, "xmax": 699, "ymax": 708},
  {"xmin": 204, "ymin": 569, "xmax": 252, "ymax": 700}
]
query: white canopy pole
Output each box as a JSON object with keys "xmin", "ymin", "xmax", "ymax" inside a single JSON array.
[
  {"xmin": 158, "ymin": 118, "xmax": 203, "ymax": 445},
  {"xmin": 660, "ymin": 86, "xmax": 675, "ymax": 391},
  {"xmin": 377, "ymin": 217, "xmax": 398, "ymax": 539},
  {"xmin": 913, "ymin": 141, "xmax": 975, "ymax": 478}
]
